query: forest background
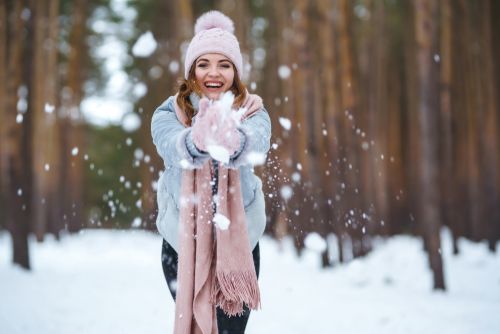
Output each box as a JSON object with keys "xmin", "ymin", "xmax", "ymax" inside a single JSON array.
[{"xmin": 1, "ymin": 0, "xmax": 499, "ymax": 291}]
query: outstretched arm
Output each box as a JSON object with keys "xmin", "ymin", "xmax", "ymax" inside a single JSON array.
[{"xmin": 151, "ymin": 97, "xmax": 210, "ymax": 169}]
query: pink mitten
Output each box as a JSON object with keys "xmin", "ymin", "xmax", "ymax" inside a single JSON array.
[
  {"xmin": 191, "ymin": 98, "xmax": 214, "ymax": 152},
  {"xmin": 214, "ymin": 114, "xmax": 240, "ymax": 156},
  {"xmin": 191, "ymin": 96, "xmax": 241, "ymax": 158}
]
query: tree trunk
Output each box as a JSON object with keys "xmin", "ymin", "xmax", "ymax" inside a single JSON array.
[
  {"xmin": 439, "ymin": 0, "xmax": 456, "ymax": 253},
  {"xmin": 0, "ymin": 0, "xmax": 7, "ymax": 223},
  {"xmin": 336, "ymin": 0, "xmax": 364, "ymax": 258},
  {"xmin": 4, "ymin": 0, "xmax": 30, "ymax": 269},
  {"xmin": 60, "ymin": 0, "xmax": 87, "ymax": 233},
  {"xmin": 314, "ymin": 0, "xmax": 343, "ymax": 266},
  {"xmin": 477, "ymin": 0, "xmax": 498, "ymax": 252},
  {"xmin": 31, "ymin": 0, "xmax": 62, "ymax": 241},
  {"xmin": 414, "ymin": 0, "xmax": 445, "ymax": 290}
]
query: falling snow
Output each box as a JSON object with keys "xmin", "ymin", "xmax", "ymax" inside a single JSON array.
[
  {"xmin": 278, "ymin": 65, "xmax": 291, "ymax": 79},
  {"xmin": 279, "ymin": 117, "xmax": 291, "ymax": 130},
  {"xmin": 213, "ymin": 213, "xmax": 230, "ymax": 230},
  {"xmin": 132, "ymin": 31, "xmax": 157, "ymax": 57},
  {"xmin": 44, "ymin": 103, "xmax": 55, "ymax": 114},
  {"xmin": 280, "ymin": 185, "xmax": 293, "ymax": 201}
]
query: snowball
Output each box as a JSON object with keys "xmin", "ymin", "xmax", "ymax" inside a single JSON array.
[
  {"xmin": 132, "ymin": 31, "xmax": 157, "ymax": 58},
  {"xmin": 213, "ymin": 213, "xmax": 230, "ymax": 230},
  {"xmin": 207, "ymin": 144, "xmax": 230, "ymax": 164},
  {"xmin": 16, "ymin": 114, "xmax": 23, "ymax": 124},
  {"xmin": 131, "ymin": 217, "xmax": 142, "ymax": 228},
  {"xmin": 246, "ymin": 151, "xmax": 266, "ymax": 165},
  {"xmin": 44, "ymin": 163, "xmax": 50, "ymax": 171},
  {"xmin": 280, "ymin": 185, "xmax": 293, "ymax": 201},
  {"xmin": 278, "ymin": 65, "xmax": 291, "ymax": 79},
  {"xmin": 179, "ymin": 159, "xmax": 192, "ymax": 169},
  {"xmin": 291, "ymin": 172, "xmax": 301, "ymax": 182},
  {"xmin": 169, "ymin": 60, "xmax": 179, "ymax": 74},
  {"xmin": 218, "ymin": 90, "xmax": 235, "ymax": 113},
  {"xmin": 134, "ymin": 148, "xmax": 144, "ymax": 160},
  {"xmin": 121, "ymin": 112, "xmax": 141, "ymax": 132},
  {"xmin": 279, "ymin": 117, "xmax": 291, "ymax": 130},
  {"xmin": 304, "ymin": 232, "xmax": 327, "ymax": 252},
  {"xmin": 133, "ymin": 82, "xmax": 147, "ymax": 99},
  {"xmin": 71, "ymin": 147, "xmax": 79, "ymax": 156},
  {"xmin": 44, "ymin": 103, "xmax": 55, "ymax": 114}
]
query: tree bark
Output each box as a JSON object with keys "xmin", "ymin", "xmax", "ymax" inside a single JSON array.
[
  {"xmin": 60, "ymin": 0, "xmax": 87, "ymax": 233},
  {"xmin": 4, "ymin": 0, "xmax": 31, "ymax": 269},
  {"xmin": 414, "ymin": 0, "xmax": 445, "ymax": 290},
  {"xmin": 439, "ymin": 0, "xmax": 457, "ymax": 253},
  {"xmin": 477, "ymin": 0, "xmax": 499, "ymax": 252},
  {"xmin": 314, "ymin": 0, "xmax": 343, "ymax": 266},
  {"xmin": 0, "ymin": 0, "xmax": 7, "ymax": 221},
  {"xmin": 31, "ymin": 0, "xmax": 62, "ymax": 240},
  {"xmin": 336, "ymin": 0, "xmax": 364, "ymax": 258}
]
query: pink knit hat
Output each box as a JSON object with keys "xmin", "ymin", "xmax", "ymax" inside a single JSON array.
[{"xmin": 184, "ymin": 11, "xmax": 243, "ymax": 79}]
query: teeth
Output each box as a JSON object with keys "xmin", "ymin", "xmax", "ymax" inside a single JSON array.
[{"xmin": 206, "ymin": 82, "xmax": 222, "ymax": 88}]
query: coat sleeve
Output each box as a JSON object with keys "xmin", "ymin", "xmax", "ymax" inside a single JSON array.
[
  {"xmin": 227, "ymin": 107, "xmax": 272, "ymax": 169},
  {"xmin": 151, "ymin": 97, "xmax": 209, "ymax": 169}
]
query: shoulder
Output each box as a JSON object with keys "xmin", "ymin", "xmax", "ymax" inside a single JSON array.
[
  {"xmin": 156, "ymin": 95, "xmax": 177, "ymax": 112},
  {"xmin": 245, "ymin": 106, "xmax": 271, "ymax": 124}
]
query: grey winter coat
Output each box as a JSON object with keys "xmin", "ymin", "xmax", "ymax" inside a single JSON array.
[{"xmin": 151, "ymin": 95, "xmax": 271, "ymax": 252}]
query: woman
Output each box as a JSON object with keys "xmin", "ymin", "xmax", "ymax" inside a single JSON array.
[{"xmin": 151, "ymin": 10, "xmax": 271, "ymax": 334}]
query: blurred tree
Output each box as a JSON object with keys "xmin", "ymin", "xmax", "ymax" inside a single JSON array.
[
  {"xmin": 59, "ymin": 0, "xmax": 88, "ymax": 233},
  {"xmin": 84, "ymin": 124, "xmax": 141, "ymax": 229},
  {"xmin": 31, "ymin": 0, "xmax": 61, "ymax": 241},
  {"xmin": 414, "ymin": 0, "xmax": 445, "ymax": 290},
  {"xmin": 1, "ymin": 0, "xmax": 31, "ymax": 269},
  {"xmin": 313, "ymin": 0, "xmax": 343, "ymax": 266}
]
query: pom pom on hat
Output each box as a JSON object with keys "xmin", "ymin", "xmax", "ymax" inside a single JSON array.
[
  {"xmin": 184, "ymin": 11, "xmax": 243, "ymax": 79},
  {"xmin": 194, "ymin": 10, "xmax": 234, "ymax": 34}
]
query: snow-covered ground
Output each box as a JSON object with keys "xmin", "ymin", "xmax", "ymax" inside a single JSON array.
[{"xmin": 1, "ymin": 229, "xmax": 499, "ymax": 334}]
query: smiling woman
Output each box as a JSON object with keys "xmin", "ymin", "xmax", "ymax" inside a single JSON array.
[
  {"xmin": 150, "ymin": 10, "xmax": 271, "ymax": 334},
  {"xmin": 194, "ymin": 54, "xmax": 235, "ymax": 100}
]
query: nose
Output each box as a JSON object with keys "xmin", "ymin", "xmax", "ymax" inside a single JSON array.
[{"xmin": 207, "ymin": 65, "xmax": 220, "ymax": 77}]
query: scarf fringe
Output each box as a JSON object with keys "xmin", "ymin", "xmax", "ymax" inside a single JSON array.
[{"xmin": 211, "ymin": 270, "xmax": 261, "ymax": 317}]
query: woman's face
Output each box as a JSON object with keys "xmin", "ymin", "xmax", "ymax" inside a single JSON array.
[{"xmin": 194, "ymin": 53, "xmax": 235, "ymax": 100}]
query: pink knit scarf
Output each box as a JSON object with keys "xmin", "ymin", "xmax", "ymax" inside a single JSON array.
[{"xmin": 173, "ymin": 97, "xmax": 261, "ymax": 334}]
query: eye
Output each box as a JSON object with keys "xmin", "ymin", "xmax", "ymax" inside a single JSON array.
[
  {"xmin": 197, "ymin": 62, "xmax": 208, "ymax": 68},
  {"xmin": 220, "ymin": 63, "xmax": 231, "ymax": 69}
]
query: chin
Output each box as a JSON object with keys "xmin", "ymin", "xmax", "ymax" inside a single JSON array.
[{"xmin": 205, "ymin": 92, "xmax": 222, "ymax": 100}]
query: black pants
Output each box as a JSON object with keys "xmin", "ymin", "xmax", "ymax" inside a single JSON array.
[{"xmin": 161, "ymin": 239, "xmax": 260, "ymax": 334}]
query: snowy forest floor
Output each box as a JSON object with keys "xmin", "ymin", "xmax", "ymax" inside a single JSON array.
[{"xmin": 1, "ymin": 229, "xmax": 499, "ymax": 334}]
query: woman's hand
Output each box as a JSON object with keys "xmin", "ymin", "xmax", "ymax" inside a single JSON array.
[
  {"xmin": 191, "ymin": 97, "xmax": 240, "ymax": 156},
  {"xmin": 191, "ymin": 98, "xmax": 211, "ymax": 152}
]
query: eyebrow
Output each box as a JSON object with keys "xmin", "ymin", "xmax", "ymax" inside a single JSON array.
[{"xmin": 196, "ymin": 58, "xmax": 231, "ymax": 64}]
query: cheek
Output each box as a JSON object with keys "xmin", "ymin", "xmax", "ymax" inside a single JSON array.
[
  {"xmin": 194, "ymin": 70, "xmax": 203, "ymax": 84},
  {"xmin": 225, "ymin": 73, "xmax": 235, "ymax": 88}
]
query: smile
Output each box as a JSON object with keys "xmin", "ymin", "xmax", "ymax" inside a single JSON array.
[{"xmin": 204, "ymin": 81, "xmax": 223, "ymax": 88}]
